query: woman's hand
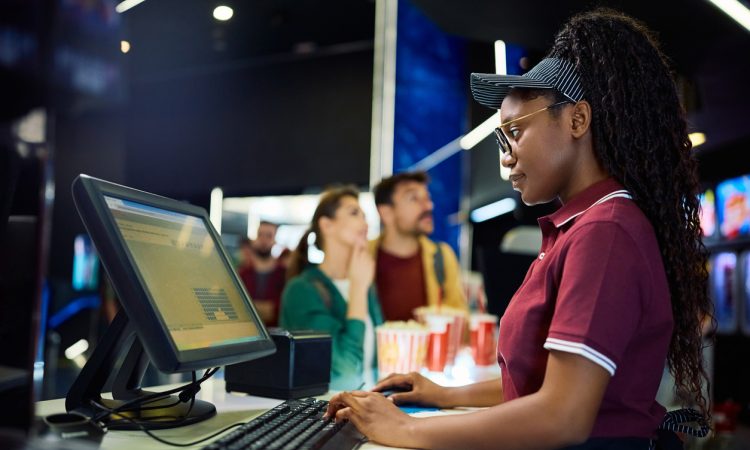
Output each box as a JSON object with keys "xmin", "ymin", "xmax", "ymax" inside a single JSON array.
[
  {"xmin": 348, "ymin": 242, "xmax": 375, "ymax": 292},
  {"xmin": 324, "ymin": 391, "xmax": 418, "ymax": 448},
  {"xmin": 344, "ymin": 242, "xmax": 374, "ymax": 321},
  {"xmin": 373, "ymin": 372, "xmax": 451, "ymax": 408}
]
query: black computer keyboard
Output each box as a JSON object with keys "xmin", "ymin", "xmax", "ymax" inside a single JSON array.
[{"xmin": 201, "ymin": 397, "xmax": 366, "ymax": 450}]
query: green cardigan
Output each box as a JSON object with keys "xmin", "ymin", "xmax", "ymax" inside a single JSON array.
[{"xmin": 279, "ymin": 266, "xmax": 384, "ymax": 390}]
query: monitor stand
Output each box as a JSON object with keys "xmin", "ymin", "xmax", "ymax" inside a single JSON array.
[{"xmin": 65, "ymin": 309, "xmax": 216, "ymax": 430}]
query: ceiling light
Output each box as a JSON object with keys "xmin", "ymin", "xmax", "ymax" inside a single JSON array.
[
  {"xmin": 459, "ymin": 112, "xmax": 499, "ymax": 151},
  {"xmin": 708, "ymin": 0, "xmax": 750, "ymax": 32},
  {"xmin": 494, "ymin": 40, "xmax": 507, "ymax": 76},
  {"xmin": 116, "ymin": 0, "xmax": 146, "ymax": 14},
  {"xmin": 471, "ymin": 198, "xmax": 517, "ymax": 223},
  {"xmin": 213, "ymin": 5, "xmax": 234, "ymax": 21},
  {"xmin": 65, "ymin": 339, "xmax": 89, "ymax": 360},
  {"xmin": 120, "ymin": 40, "xmax": 131, "ymax": 53},
  {"xmin": 210, "ymin": 187, "xmax": 224, "ymax": 233},
  {"xmin": 689, "ymin": 132, "xmax": 707, "ymax": 148},
  {"xmin": 460, "ymin": 39, "xmax": 510, "ymax": 180}
]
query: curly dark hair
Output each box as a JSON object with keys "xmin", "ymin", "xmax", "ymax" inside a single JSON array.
[{"xmin": 548, "ymin": 8, "xmax": 712, "ymax": 417}]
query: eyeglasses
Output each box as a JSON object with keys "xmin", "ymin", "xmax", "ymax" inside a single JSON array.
[{"xmin": 494, "ymin": 100, "xmax": 573, "ymax": 158}]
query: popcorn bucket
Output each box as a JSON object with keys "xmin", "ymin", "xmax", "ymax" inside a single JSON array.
[
  {"xmin": 375, "ymin": 321, "xmax": 429, "ymax": 377},
  {"xmin": 470, "ymin": 313, "xmax": 498, "ymax": 366}
]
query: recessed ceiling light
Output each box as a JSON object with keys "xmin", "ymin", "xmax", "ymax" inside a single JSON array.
[
  {"xmin": 120, "ymin": 40, "xmax": 131, "ymax": 53},
  {"xmin": 213, "ymin": 5, "xmax": 234, "ymax": 21}
]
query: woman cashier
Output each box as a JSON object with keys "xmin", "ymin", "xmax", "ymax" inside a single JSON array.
[{"xmin": 325, "ymin": 9, "xmax": 711, "ymax": 450}]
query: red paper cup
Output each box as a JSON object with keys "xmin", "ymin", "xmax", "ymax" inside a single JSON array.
[
  {"xmin": 424, "ymin": 314, "xmax": 451, "ymax": 372},
  {"xmin": 470, "ymin": 313, "xmax": 498, "ymax": 366},
  {"xmin": 412, "ymin": 306, "xmax": 468, "ymax": 367}
]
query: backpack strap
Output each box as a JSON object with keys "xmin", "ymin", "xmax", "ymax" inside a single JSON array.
[
  {"xmin": 433, "ymin": 243, "xmax": 446, "ymax": 303},
  {"xmin": 311, "ymin": 278, "xmax": 332, "ymax": 310}
]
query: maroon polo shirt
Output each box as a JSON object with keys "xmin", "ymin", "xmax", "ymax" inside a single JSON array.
[{"xmin": 497, "ymin": 178, "xmax": 672, "ymax": 439}]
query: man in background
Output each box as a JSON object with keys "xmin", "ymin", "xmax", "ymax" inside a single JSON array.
[
  {"xmin": 370, "ymin": 172, "xmax": 466, "ymax": 321},
  {"xmin": 238, "ymin": 221, "xmax": 286, "ymax": 326}
]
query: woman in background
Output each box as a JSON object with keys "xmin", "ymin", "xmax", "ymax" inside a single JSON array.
[{"xmin": 280, "ymin": 186, "xmax": 383, "ymax": 390}]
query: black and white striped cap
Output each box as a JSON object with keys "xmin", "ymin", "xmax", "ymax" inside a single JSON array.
[{"xmin": 471, "ymin": 57, "xmax": 584, "ymax": 109}]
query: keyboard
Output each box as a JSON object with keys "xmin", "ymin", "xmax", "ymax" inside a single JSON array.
[{"xmin": 201, "ymin": 397, "xmax": 366, "ymax": 450}]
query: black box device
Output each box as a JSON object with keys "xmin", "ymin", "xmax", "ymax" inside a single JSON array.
[{"xmin": 225, "ymin": 329, "xmax": 332, "ymax": 399}]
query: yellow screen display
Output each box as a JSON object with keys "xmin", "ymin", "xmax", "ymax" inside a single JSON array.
[{"xmin": 104, "ymin": 196, "xmax": 261, "ymax": 351}]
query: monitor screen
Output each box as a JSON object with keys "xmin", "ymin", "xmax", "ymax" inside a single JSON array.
[
  {"xmin": 103, "ymin": 196, "xmax": 263, "ymax": 352},
  {"xmin": 699, "ymin": 189, "xmax": 717, "ymax": 240},
  {"xmin": 710, "ymin": 252, "xmax": 738, "ymax": 334},
  {"xmin": 716, "ymin": 175, "xmax": 750, "ymax": 240},
  {"xmin": 67, "ymin": 175, "xmax": 275, "ymax": 428}
]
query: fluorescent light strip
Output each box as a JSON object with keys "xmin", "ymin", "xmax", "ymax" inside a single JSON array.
[
  {"xmin": 470, "ymin": 197, "xmax": 517, "ymax": 222},
  {"xmin": 689, "ymin": 132, "xmax": 706, "ymax": 148},
  {"xmin": 370, "ymin": 0, "xmax": 398, "ymax": 186},
  {"xmin": 65, "ymin": 339, "xmax": 89, "ymax": 360},
  {"xmin": 459, "ymin": 112, "xmax": 499, "ymax": 150},
  {"xmin": 460, "ymin": 39, "xmax": 511, "ymax": 179},
  {"xmin": 210, "ymin": 187, "xmax": 224, "ymax": 234},
  {"xmin": 459, "ymin": 40, "xmax": 506, "ymax": 151},
  {"xmin": 116, "ymin": 0, "xmax": 146, "ymax": 13},
  {"xmin": 410, "ymin": 137, "xmax": 462, "ymax": 172},
  {"xmin": 708, "ymin": 0, "xmax": 750, "ymax": 32},
  {"xmin": 494, "ymin": 40, "xmax": 512, "ymax": 180},
  {"xmin": 494, "ymin": 40, "xmax": 507, "ymax": 76}
]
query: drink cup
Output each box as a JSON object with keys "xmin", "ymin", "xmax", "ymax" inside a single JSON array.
[
  {"xmin": 470, "ymin": 313, "xmax": 498, "ymax": 366},
  {"xmin": 412, "ymin": 306, "xmax": 468, "ymax": 367},
  {"xmin": 424, "ymin": 314, "xmax": 451, "ymax": 372}
]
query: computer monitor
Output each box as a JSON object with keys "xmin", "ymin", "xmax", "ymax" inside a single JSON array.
[
  {"xmin": 709, "ymin": 251, "xmax": 739, "ymax": 334},
  {"xmin": 65, "ymin": 175, "xmax": 275, "ymax": 429}
]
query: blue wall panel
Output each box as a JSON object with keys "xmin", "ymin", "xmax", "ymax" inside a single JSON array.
[{"xmin": 393, "ymin": 0, "xmax": 466, "ymax": 254}]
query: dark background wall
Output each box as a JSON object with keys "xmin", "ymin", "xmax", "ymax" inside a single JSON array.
[{"xmin": 125, "ymin": 48, "xmax": 374, "ymax": 200}]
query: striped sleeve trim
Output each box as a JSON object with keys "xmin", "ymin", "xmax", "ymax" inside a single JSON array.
[{"xmin": 544, "ymin": 337, "xmax": 617, "ymax": 376}]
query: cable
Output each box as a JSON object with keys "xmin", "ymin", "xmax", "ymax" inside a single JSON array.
[
  {"xmin": 89, "ymin": 399, "xmax": 244, "ymax": 447},
  {"xmin": 94, "ymin": 368, "xmax": 218, "ymax": 431},
  {"xmin": 92, "ymin": 368, "xmax": 219, "ymax": 422},
  {"xmin": 86, "ymin": 367, "xmax": 234, "ymax": 446}
]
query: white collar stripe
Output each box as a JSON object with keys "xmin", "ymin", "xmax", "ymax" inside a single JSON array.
[{"xmin": 556, "ymin": 190, "xmax": 632, "ymax": 228}]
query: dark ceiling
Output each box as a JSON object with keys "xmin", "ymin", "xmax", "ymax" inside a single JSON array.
[
  {"xmin": 411, "ymin": 0, "xmax": 750, "ymax": 160},
  {"xmin": 61, "ymin": 0, "xmax": 744, "ymax": 202},
  {"xmin": 125, "ymin": 0, "xmax": 377, "ymax": 82},
  {"xmin": 123, "ymin": 0, "xmax": 750, "ymax": 155},
  {"xmin": 123, "ymin": 0, "xmax": 750, "ymax": 79},
  {"xmin": 413, "ymin": 0, "xmax": 750, "ymax": 76}
]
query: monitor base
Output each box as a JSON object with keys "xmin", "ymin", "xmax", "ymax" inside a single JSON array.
[{"xmin": 101, "ymin": 395, "xmax": 216, "ymax": 430}]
